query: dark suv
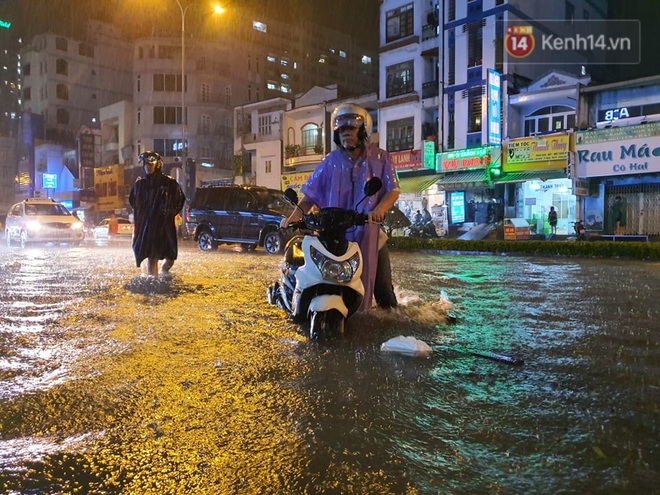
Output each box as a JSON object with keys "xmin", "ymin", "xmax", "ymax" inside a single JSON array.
[{"xmin": 186, "ymin": 185, "xmax": 294, "ymax": 254}]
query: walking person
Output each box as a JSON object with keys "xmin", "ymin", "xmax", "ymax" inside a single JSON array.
[
  {"xmin": 129, "ymin": 151, "xmax": 186, "ymax": 277},
  {"xmin": 108, "ymin": 212, "xmax": 119, "ymax": 239},
  {"xmin": 282, "ymin": 103, "xmax": 400, "ymax": 310},
  {"xmin": 548, "ymin": 206, "xmax": 558, "ymax": 235}
]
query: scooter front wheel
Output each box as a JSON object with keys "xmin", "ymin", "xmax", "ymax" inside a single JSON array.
[{"xmin": 309, "ymin": 309, "xmax": 345, "ymax": 342}]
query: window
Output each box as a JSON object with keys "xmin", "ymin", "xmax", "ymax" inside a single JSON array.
[
  {"xmin": 137, "ymin": 75, "xmax": 141, "ymax": 93},
  {"xmin": 265, "ymin": 160, "xmax": 272, "ymax": 174},
  {"xmin": 200, "ymin": 114, "xmax": 211, "ymax": 134},
  {"xmin": 467, "ymin": 22, "xmax": 483, "ymax": 67},
  {"xmin": 386, "ymin": 61, "xmax": 414, "ymax": 98},
  {"xmin": 467, "ymin": 87, "xmax": 482, "ymax": 133},
  {"xmin": 565, "ymin": 1, "xmax": 575, "ymax": 23},
  {"xmin": 79, "ymin": 43, "xmax": 94, "ymax": 58},
  {"xmin": 56, "ymin": 59, "xmax": 68, "ymax": 76},
  {"xmin": 24, "ymin": 63, "xmax": 30, "ymax": 76},
  {"xmin": 386, "ymin": 117, "xmax": 414, "ymax": 152},
  {"xmin": 153, "ymin": 138, "xmax": 186, "ymax": 157},
  {"xmin": 201, "ymin": 83, "xmax": 210, "ymax": 103},
  {"xmin": 448, "ymin": 0, "xmax": 455, "ymax": 21},
  {"xmin": 137, "ymin": 107, "xmax": 141, "ymax": 125},
  {"xmin": 56, "ymin": 83, "xmax": 68, "ymax": 100},
  {"xmin": 225, "ymin": 86, "xmax": 231, "ymax": 107},
  {"xmin": 55, "ymin": 37, "xmax": 67, "ymax": 51},
  {"xmin": 524, "ymin": 106, "xmax": 575, "ymax": 136},
  {"xmin": 23, "ymin": 87, "xmax": 31, "ymax": 100},
  {"xmin": 448, "ymin": 37, "xmax": 455, "ymax": 85},
  {"xmin": 386, "ymin": 3, "xmax": 414, "ymax": 42},
  {"xmin": 153, "ymin": 73, "xmax": 183, "ymax": 92},
  {"xmin": 447, "ymin": 112, "xmax": 455, "ymax": 150},
  {"xmin": 153, "ymin": 106, "xmax": 183, "ymax": 125},
  {"xmin": 259, "ymin": 115, "xmax": 273, "ymax": 136},
  {"xmin": 301, "ymin": 123, "xmax": 321, "ymax": 152},
  {"xmin": 56, "ymin": 108, "xmax": 69, "ymax": 125}
]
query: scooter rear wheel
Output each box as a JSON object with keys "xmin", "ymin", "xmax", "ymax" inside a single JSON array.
[{"xmin": 309, "ymin": 309, "xmax": 345, "ymax": 342}]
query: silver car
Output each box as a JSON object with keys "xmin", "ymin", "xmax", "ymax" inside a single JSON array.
[{"xmin": 5, "ymin": 198, "xmax": 85, "ymax": 248}]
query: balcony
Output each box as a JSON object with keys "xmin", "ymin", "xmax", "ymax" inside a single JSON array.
[
  {"xmin": 422, "ymin": 81, "xmax": 439, "ymax": 99},
  {"xmin": 284, "ymin": 144, "xmax": 325, "ymax": 168}
]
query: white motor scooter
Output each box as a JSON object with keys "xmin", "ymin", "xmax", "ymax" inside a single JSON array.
[{"xmin": 266, "ymin": 178, "xmax": 382, "ymax": 341}]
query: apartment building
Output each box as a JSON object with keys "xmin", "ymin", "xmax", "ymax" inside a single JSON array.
[{"xmin": 378, "ymin": 0, "xmax": 608, "ymax": 233}]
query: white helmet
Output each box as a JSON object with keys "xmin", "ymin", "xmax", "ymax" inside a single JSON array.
[{"xmin": 331, "ymin": 103, "xmax": 372, "ymax": 147}]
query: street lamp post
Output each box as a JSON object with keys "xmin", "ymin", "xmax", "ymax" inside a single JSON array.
[
  {"xmin": 173, "ymin": 1, "xmax": 224, "ymax": 197},
  {"xmin": 175, "ymin": 0, "xmax": 189, "ymax": 163}
]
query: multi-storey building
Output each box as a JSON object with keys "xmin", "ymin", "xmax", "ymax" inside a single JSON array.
[
  {"xmin": 0, "ymin": 16, "xmax": 22, "ymax": 216},
  {"xmin": 232, "ymin": 85, "xmax": 378, "ymax": 193},
  {"xmin": 575, "ymin": 76, "xmax": 660, "ymax": 238},
  {"xmin": 8, "ymin": 3, "xmax": 378, "ymax": 217},
  {"xmin": 18, "ymin": 19, "xmax": 133, "ymax": 210},
  {"xmin": 378, "ymin": 0, "xmax": 609, "ymax": 235}
]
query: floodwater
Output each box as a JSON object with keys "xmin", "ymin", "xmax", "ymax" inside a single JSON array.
[{"xmin": 0, "ymin": 240, "xmax": 658, "ymax": 495}]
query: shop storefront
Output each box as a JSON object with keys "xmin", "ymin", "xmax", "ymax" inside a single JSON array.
[
  {"xmin": 436, "ymin": 145, "xmax": 501, "ymax": 227},
  {"xmin": 394, "ymin": 143, "xmax": 444, "ymax": 228},
  {"xmin": 575, "ymin": 122, "xmax": 660, "ymax": 236},
  {"xmin": 499, "ymin": 133, "xmax": 573, "ymax": 235}
]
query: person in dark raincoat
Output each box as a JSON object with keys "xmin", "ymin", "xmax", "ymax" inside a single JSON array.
[
  {"xmin": 129, "ymin": 151, "xmax": 186, "ymax": 276},
  {"xmin": 281, "ymin": 103, "xmax": 400, "ymax": 310}
]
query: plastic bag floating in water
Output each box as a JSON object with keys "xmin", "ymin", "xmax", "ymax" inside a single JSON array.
[{"xmin": 380, "ymin": 335, "xmax": 433, "ymax": 358}]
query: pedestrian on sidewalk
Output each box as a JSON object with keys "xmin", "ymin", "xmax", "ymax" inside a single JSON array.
[{"xmin": 548, "ymin": 206, "xmax": 558, "ymax": 235}]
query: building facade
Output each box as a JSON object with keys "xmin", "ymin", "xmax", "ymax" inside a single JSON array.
[{"xmin": 377, "ymin": 0, "xmax": 610, "ymax": 235}]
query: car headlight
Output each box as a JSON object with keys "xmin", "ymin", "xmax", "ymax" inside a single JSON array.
[
  {"xmin": 309, "ymin": 245, "xmax": 359, "ymax": 283},
  {"xmin": 26, "ymin": 220, "xmax": 42, "ymax": 231},
  {"xmin": 71, "ymin": 222, "xmax": 83, "ymax": 230}
]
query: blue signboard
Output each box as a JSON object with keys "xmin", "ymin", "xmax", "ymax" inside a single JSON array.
[
  {"xmin": 43, "ymin": 173, "xmax": 57, "ymax": 189},
  {"xmin": 487, "ymin": 69, "xmax": 501, "ymax": 145},
  {"xmin": 449, "ymin": 191, "xmax": 465, "ymax": 224}
]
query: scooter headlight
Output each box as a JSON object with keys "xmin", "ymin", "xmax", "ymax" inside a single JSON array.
[{"xmin": 309, "ymin": 246, "xmax": 359, "ymax": 283}]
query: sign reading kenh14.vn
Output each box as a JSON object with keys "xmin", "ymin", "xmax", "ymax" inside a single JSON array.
[{"xmin": 502, "ymin": 20, "xmax": 640, "ymax": 66}]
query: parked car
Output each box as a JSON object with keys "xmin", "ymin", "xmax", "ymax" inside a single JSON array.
[
  {"xmin": 186, "ymin": 185, "xmax": 294, "ymax": 254},
  {"xmin": 5, "ymin": 198, "xmax": 84, "ymax": 248},
  {"xmin": 92, "ymin": 217, "xmax": 133, "ymax": 239}
]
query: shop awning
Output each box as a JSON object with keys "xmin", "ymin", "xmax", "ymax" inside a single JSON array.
[
  {"xmin": 397, "ymin": 174, "xmax": 442, "ymax": 193},
  {"xmin": 496, "ymin": 170, "xmax": 567, "ymax": 183},
  {"xmin": 435, "ymin": 170, "xmax": 487, "ymax": 184}
]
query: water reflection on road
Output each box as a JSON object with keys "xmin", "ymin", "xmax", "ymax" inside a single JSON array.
[{"xmin": 0, "ymin": 242, "xmax": 658, "ymax": 494}]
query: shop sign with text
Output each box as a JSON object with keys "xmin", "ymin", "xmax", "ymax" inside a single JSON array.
[
  {"xmin": 281, "ymin": 172, "xmax": 312, "ymax": 193},
  {"xmin": 504, "ymin": 133, "xmax": 570, "ymax": 171},
  {"xmin": 437, "ymin": 146, "xmax": 500, "ymax": 173},
  {"xmin": 575, "ymin": 134, "xmax": 660, "ymax": 178},
  {"xmin": 390, "ymin": 149, "xmax": 424, "ymax": 171},
  {"xmin": 94, "ymin": 165, "xmax": 124, "ymax": 212}
]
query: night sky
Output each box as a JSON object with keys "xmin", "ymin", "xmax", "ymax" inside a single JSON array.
[{"xmin": 0, "ymin": 0, "xmax": 657, "ymax": 83}]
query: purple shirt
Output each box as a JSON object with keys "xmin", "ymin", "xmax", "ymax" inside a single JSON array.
[{"xmin": 301, "ymin": 146, "xmax": 399, "ymax": 311}]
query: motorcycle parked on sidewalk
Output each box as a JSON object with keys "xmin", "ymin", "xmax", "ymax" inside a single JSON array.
[
  {"xmin": 266, "ymin": 178, "xmax": 382, "ymax": 341},
  {"xmin": 409, "ymin": 219, "xmax": 439, "ymax": 238},
  {"xmin": 573, "ymin": 220, "xmax": 587, "ymax": 241}
]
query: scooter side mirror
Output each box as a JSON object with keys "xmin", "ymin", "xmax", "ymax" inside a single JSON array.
[
  {"xmin": 284, "ymin": 188, "xmax": 299, "ymax": 205},
  {"xmin": 363, "ymin": 177, "xmax": 382, "ymax": 197}
]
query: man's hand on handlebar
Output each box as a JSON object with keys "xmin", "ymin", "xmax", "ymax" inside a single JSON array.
[{"xmin": 368, "ymin": 204, "xmax": 388, "ymax": 224}]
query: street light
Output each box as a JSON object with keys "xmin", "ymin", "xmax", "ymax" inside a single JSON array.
[{"xmin": 174, "ymin": 0, "xmax": 225, "ymax": 161}]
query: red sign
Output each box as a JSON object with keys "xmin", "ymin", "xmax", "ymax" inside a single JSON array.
[
  {"xmin": 390, "ymin": 149, "xmax": 423, "ymax": 171},
  {"xmin": 505, "ymin": 25, "xmax": 535, "ymax": 58}
]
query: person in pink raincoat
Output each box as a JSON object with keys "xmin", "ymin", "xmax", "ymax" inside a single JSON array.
[{"xmin": 282, "ymin": 103, "xmax": 400, "ymax": 311}]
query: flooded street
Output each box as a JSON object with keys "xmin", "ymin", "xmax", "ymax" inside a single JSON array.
[{"xmin": 0, "ymin": 241, "xmax": 659, "ymax": 494}]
